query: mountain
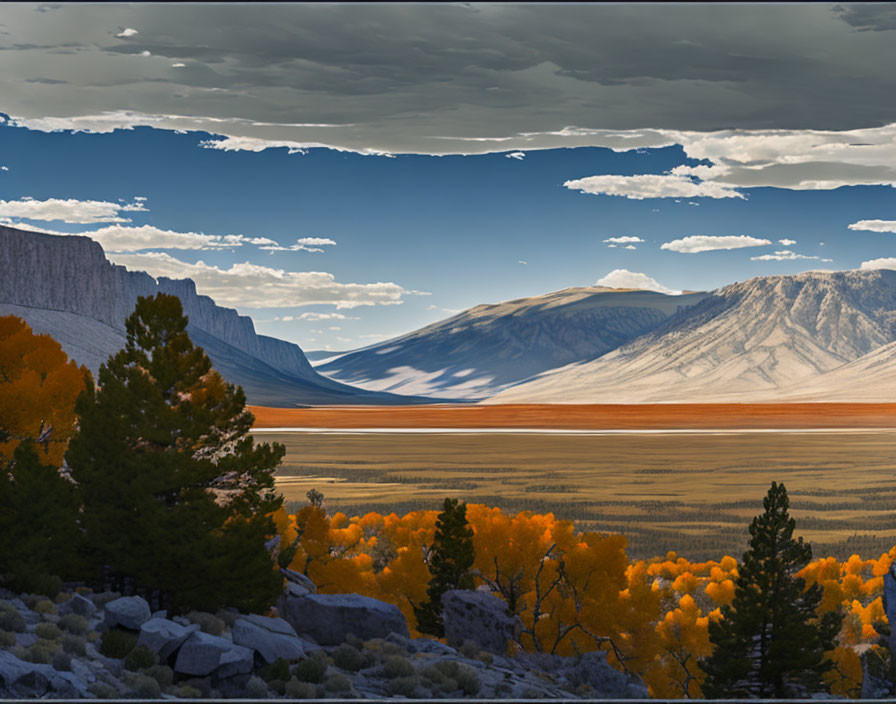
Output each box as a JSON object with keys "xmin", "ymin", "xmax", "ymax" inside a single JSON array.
[
  {"xmin": 0, "ymin": 225, "xmax": 430, "ymax": 406},
  {"xmin": 488, "ymin": 269, "xmax": 896, "ymax": 403},
  {"xmin": 316, "ymin": 287, "xmax": 708, "ymax": 399}
]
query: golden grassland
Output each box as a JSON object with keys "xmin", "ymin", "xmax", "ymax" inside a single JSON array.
[{"xmin": 252, "ymin": 404, "xmax": 896, "ymax": 561}]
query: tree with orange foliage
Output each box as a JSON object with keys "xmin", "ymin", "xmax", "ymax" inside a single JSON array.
[
  {"xmin": 0, "ymin": 316, "xmax": 87, "ymax": 594},
  {"xmin": 0, "ymin": 315, "xmax": 88, "ymax": 467}
]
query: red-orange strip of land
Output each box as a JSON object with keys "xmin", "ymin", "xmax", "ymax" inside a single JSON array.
[{"xmin": 249, "ymin": 403, "xmax": 896, "ymax": 430}]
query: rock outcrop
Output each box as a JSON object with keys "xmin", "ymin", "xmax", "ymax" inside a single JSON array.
[
  {"xmin": 277, "ymin": 593, "xmax": 410, "ymax": 645},
  {"xmin": 441, "ymin": 589, "xmax": 522, "ymax": 653},
  {"xmin": 0, "ymin": 225, "xmax": 427, "ymax": 406}
]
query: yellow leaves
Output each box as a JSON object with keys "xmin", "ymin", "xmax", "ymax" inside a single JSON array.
[
  {"xmin": 824, "ymin": 646, "xmax": 863, "ymax": 698},
  {"xmin": 705, "ymin": 579, "xmax": 735, "ymax": 606},
  {"xmin": 0, "ymin": 316, "xmax": 89, "ymax": 467}
]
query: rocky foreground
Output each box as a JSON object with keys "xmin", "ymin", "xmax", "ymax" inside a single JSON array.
[{"xmin": 0, "ymin": 569, "xmax": 648, "ymax": 699}]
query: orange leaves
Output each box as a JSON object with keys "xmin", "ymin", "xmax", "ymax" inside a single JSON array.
[{"xmin": 0, "ymin": 316, "xmax": 89, "ymax": 467}]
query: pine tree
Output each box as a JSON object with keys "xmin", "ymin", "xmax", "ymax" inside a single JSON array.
[
  {"xmin": 0, "ymin": 440, "xmax": 82, "ymax": 594},
  {"xmin": 66, "ymin": 293, "xmax": 285, "ymax": 614},
  {"xmin": 701, "ymin": 482, "xmax": 842, "ymax": 698},
  {"xmin": 414, "ymin": 497, "xmax": 475, "ymax": 637}
]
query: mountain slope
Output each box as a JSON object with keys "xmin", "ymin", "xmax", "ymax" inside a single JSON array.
[
  {"xmin": 317, "ymin": 287, "xmax": 708, "ymax": 399},
  {"xmin": 0, "ymin": 225, "xmax": 430, "ymax": 406},
  {"xmin": 488, "ymin": 269, "xmax": 896, "ymax": 403}
]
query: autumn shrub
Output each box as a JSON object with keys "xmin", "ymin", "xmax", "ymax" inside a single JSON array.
[
  {"xmin": 383, "ymin": 654, "xmax": 415, "ymax": 678},
  {"xmin": 99, "ymin": 628, "xmax": 139, "ymax": 659},
  {"xmin": 324, "ymin": 672, "xmax": 352, "ymax": 693},
  {"xmin": 388, "ymin": 675, "xmax": 420, "ymax": 697},
  {"xmin": 284, "ymin": 677, "xmax": 317, "ymax": 698}
]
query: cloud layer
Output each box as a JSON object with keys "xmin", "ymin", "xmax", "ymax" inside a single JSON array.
[
  {"xmin": 595, "ymin": 269, "xmax": 681, "ymax": 295},
  {"xmin": 661, "ymin": 235, "xmax": 772, "ymax": 254},
  {"xmin": 0, "ymin": 197, "xmax": 146, "ymax": 224}
]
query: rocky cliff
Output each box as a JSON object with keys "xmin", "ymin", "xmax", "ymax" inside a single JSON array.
[
  {"xmin": 0, "ymin": 225, "xmax": 425, "ymax": 406},
  {"xmin": 317, "ymin": 287, "xmax": 708, "ymax": 399},
  {"xmin": 489, "ymin": 269, "xmax": 896, "ymax": 403}
]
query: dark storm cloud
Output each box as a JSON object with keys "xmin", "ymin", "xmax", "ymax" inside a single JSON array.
[
  {"xmin": 834, "ymin": 4, "xmax": 896, "ymax": 31},
  {"xmin": 2, "ymin": 3, "xmax": 896, "ymax": 154}
]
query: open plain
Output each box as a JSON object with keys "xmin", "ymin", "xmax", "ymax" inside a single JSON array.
[{"xmin": 253, "ymin": 404, "xmax": 896, "ymax": 560}]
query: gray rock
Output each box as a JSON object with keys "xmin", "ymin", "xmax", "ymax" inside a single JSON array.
[
  {"xmin": 58, "ymin": 593, "xmax": 96, "ymax": 618},
  {"xmin": 282, "ymin": 568, "xmax": 316, "ymax": 595},
  {"xmin": 137, "ymin": 618, "xmax": 200, "ymax": 661},
  {"xmin": 104, "ymin": 595, "xmax": 151, "ymax": 630},
  {"xmin": 441, "ymin": 589, "xmax": 522, "ymax": 653},
  {"xmin": 385, "ymin": 631, "xmax": 457, "ymax": 656},
  {"xmin": 565, "ymin": 649, "xmax": 649, "ymax": 699},
  {"xmin": 885, "ymin": 567, "xmax": 896, "ymax": 654},
  {"xmin": 0, "ymin": 650, "xmax": 89, "ymax": 698},
  {"xmin": 278, "ymin": 593, "xmax": 409, "ymax": 645},
  {"xmin": 232, "ymin": 615, "xmax": 305, "ymax": 663},
  {"xmin": 174, "ymin": 631, "xmax": 252, "ymax": 677}
]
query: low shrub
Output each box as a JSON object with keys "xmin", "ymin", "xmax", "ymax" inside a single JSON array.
[
  {"xmin": 185, "ymin": 610, "xmax": 225, "ymax": 636},
  {"xmin": 0, "ymin": 605, "xmax": 25, "ymax": 633},
  {"xmin": 344, "ymin": 632, "xmax": 364, "ymax": 650},
  {"xmin": 35, "ymin": 622, "xmax": 62, "ymax": 640},
  {"xmin": 130, "ymin": 673, "xmax": 162, "ymax": 699},
  {"xmin": 124, "ymin": 645, "xmax": 158, "ymax": 671},
  {"xmin": 61, "ymin": 634, "xmax": 87, "ymax": 656},
  {"xmin": 387, "ymin": 675, "xmax": 419, "ymax": 697},
  {"xmin": 245, "ymin": 676, "xmax": 270, "ymax": 699},
  {"xmin": 90, "ymin": 592, "xmax": 121, "ymax": 610},
  {"xmin": 333, "ymin": 643, "xmax": 364, "ymax": 672},
  {"xmin": 293, "ymin": 652, "xmax": 328, "ymax": 683},
  {"xmin": 214, "ymin": 608, "xmax": 239, "ymax": 628},
  {"xmin": 88, "ymin": 682, "xmax": 119, "ymax": 699},
  {"xmin": 0, "ymin": 629, "xmax": 16, "ymax": 648},
  {"xmin": 268, "ymin": 678, "xmax": 287, "ymax": 695},
  {"xmin": 324, "ymin": 672, "xmax": 352, "ymax": 693},
  {"xmin": 259, "ymin": 657, "xmax": 291, "ymax": 682},
  {"xmin": 175, "ymin": 685, "xmax": 202, "ymax": 699},
  {"xmin": 145, "ymin": 665, "xmax": 173, "ymax": 688},
  {"xmin": 26, "ymin": 642, "xmax": 55, "ymax": 664},
  {"xmin": 383, "ymin": 654, "xmax": 415, "ymax": 679},
  {"xmin": 99, "ymin": 627, "xmax": 139, "ymax": 659},
  {"xmin": 58, "ymin": 613, "xmax": 89, "ymax": 635},
  {"xmin": 460, "ymin": 639, "xmax": 479, "ymax": 659},
  {"xmin": 33, "ymin": 599, "xmax": 57, "ymax": 615},
  {"xmin": 285, "ymin": 677, "xmax": 317, "ymax": 698},
  {"xmin": 455, "ymin": 663, "xmax": 481, "ymax": 695},
  {"xmin": 54, "ymin": 591, "xmax": 72, "ymax": 605}
]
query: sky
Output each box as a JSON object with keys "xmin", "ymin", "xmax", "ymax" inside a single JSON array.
[{"xmin": 2, "ymin": 3, "xmax": 896, "ymax": 351}]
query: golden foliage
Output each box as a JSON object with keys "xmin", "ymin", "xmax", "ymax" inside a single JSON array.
[{"xmin": 0, "ymin": 316, "xmax": 89, "ymax": 467}]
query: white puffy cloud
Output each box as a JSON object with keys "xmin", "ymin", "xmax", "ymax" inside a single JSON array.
[
  {"xmin": 1, "ymin": 166, "xmax": 8, "ymax": 172},
  {"xmin": 564, "ymin": 173, "xmax": 744, "ymax": 200},
  {"xmin": 199, "ymin": 135, "xmax": 391, "ymax": 157},
  {"xmin": 116, "ymin": 28, "xmax": 138, "ymax": 38},
  {"xmin": 848, "ymin": 220, "xmax": 896, "ymax": 233},
  {"xmin": 861, "ymin": 258, "xmax": 896, "ymax": 271},
  {"xmin": 109, "ymin": 251, "xmax": 426, "ymax": 309},
  {"xmin": 291, "ymin": 312, "xmax": 358, "ymax": 321},
  {"xmin": 506, "ymin": 152, "xmax": 526, "ymax": 160},
  {"xmin": 260, "ymin": 236, "xmax": 337, "ymax": 253},
  {"xmin": 624, "ymin": 244, "xmax": 637, "ymax": 250},
  {"xmin": 517, "ymin": 260, "xmax": 528, "ymax": 265},
  {"xmin": 139, "ymin": 50, "xmax": 151, "ymax": 57},
  {"xmin": 70, "ymin": 225, "xmax": 278, "ymax": 252},
  {"xmin": 603, "ymin": 236, "xmax": 644, "ymax": 244},
  {"xmin": 661, "ymin": 235, "xmax": 771, "ymax": 253},
  {"xmin": 750, "ymin": 250, "xmax": 832, "ymax": 262},
  {"xmin": 0, "ymin": 197, "xmax": 147, "ymax": 224},
  {"xmin": 778, "ymin": 238, "xmax": 797, "ymax": 246},
  {"xmin": 595, "ymin": 269, "xmax": 681, "ymax": 295}
]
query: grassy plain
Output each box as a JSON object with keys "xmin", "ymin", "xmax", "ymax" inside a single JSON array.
[{"xmin": 253, "ymin": 404, "xmax": 896, "ymax": 561}]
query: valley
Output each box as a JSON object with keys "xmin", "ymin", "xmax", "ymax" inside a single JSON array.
[{"xmin": 255, "ymin": 404, "xmax": 896, "ymax": 561}]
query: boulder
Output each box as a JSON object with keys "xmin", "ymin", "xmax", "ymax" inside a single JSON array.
[
  {"xmin": 281, "ymin": 568, "xmax": 316, "ymax": 596},
  {"xmin": 885, "ymin": 567, "xmax": 896, "ymax": 653},
  {"xmin": 278, "ymin": 593, "xmax": 409, "ymax": 645},
  {"xmin": 441, "ymin": 589, "xmax": 521, "ymax": 653},
  {"xmin": 0, "ymin": 650, "xmax": 88, "ymax": 698},
  {"xmin": 137, "ymin": 618, "xmax": 200, "ymax": 661},
  {"xmin": 566, "ymin": 649, "xmax": 649, "ymax": 699},
  {"xmin": 232, "ymin": 614, "xmax": 305, "ymax": 663},
  {"xmin": 104, "ymin": 595, "xmax": 151, "ymax": 630},
  {"xmin": 174, "ymin": 630, "xmax": 253, "ymax": 677},
  {"xmin": 58, "ymin": 593, "xmax": 96, "ymax": 619}
]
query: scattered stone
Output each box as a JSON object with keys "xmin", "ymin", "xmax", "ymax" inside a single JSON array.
[
  {"xmin": 278, "ymin": 593, "xmax": 409, "ymax": 645},
  {"xmin": 103, "ymin": 596, "xmax": 151, "ymax": 631},
  {"xmin": 137, "ymin": 618, "xmax": 199, "ymax": 662},
  {"xmin": 441, "ymin": 589, "xmax": 522, "ymax": 653},
  {"xmin": 0, "ymin": 649, "xmax": 89, "ymax": 698},
  {"xmin": 281, "ymin": 568, "xmax": 316, "ymax": 596},
  {"xmin": 174, "ymin": 630, "xmax": 252, "ymax": 678},
  {"xmin": 232, "ymin": 614, "xmax": 305, "ymax": 663}
]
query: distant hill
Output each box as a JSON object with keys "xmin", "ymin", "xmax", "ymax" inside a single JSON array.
[
  {"xmin": 0, "ymin": 225, "xmax": 432, "ymax": 406},
  {"xmin": 488, "ymin": 269, "xmax": 896, "ymax": 403},
  {"xmin": 316, "ymin": 287, "xmax": 708, "ymax": 399}
]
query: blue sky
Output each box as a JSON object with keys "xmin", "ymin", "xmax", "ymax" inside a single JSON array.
[{"xmin": 2, "ymin": 3, "xmax": 896, "ymax": 351}]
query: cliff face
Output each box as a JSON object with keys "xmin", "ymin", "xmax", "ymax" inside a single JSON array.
[{"xmin": 0, "ymin": 225, "xmax": 425, "ymax": 406}]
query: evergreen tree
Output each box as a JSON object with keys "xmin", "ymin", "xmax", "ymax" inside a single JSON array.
[
  {"xmin": 415, "ymin": 497, "xmax": 475, "ymax": 637},
  {"xmin": 701, "ymin": 482, "xmax": 842, "ymax": 698},
  {"xmin": 66, "ymin": 294, "xmax": 285, "ymax": 614},
  {"xmin": 0, "ymin": 441, "xmax": 81, "ymax": 595}
]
